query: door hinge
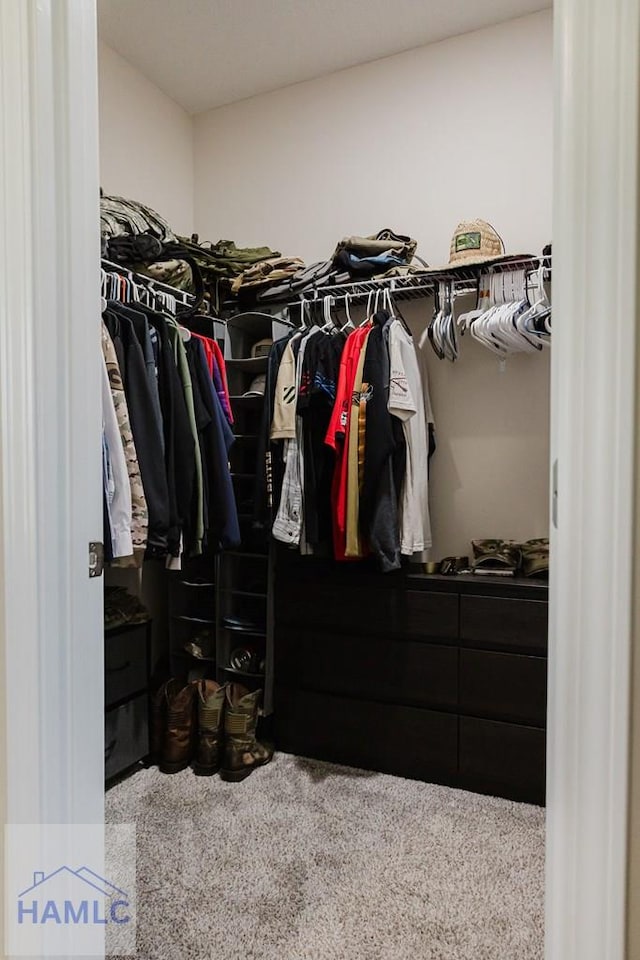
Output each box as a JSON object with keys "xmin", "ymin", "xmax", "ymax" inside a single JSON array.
[{"xmin": 89, "ymin": 541, "xmax": 105, "ymax": 578}]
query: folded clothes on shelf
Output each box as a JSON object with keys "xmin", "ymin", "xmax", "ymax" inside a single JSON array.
[{"xmin": 104, "ymin": 585, "xmax": 150, "ymax": 631}]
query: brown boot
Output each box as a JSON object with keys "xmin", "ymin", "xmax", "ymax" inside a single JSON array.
[
  {"xmin": 159, "ymin": 679, "xmax": 197, "ymax": 774},
  {"xmin": 220, "ymin": 684, "xmax": 273, "ymax": 782},
  {"xmin": 193, "ymin": 679, "xmax": 225, "ymax": 776}
]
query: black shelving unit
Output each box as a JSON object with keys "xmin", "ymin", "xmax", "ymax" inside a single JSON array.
[
  {"xmin": 214, "ymin": 311, "xmax": 289, "ymax": 716},
  {"xmin": 167, "ymin": 555, "xmax": 217, "ymax": 681}
]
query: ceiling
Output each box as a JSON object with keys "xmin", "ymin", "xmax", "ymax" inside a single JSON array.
[{"xmin": 98, "ymin": 0, "xmax": 551, "ymax": 115}]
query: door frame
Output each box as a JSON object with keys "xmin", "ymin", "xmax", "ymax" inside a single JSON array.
[
  {"xmin": 0, "ymin": 0, "xmax": 104, "ymax": 864},
  {"xmin": 1, "ymin": 1, "xmax": 639, "ymax": 959},
  {"xmin": 546, "ymin": 1, "xmax": 639, "ymax": 958}
]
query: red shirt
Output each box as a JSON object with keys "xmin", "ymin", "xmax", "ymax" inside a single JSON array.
[{"xmin": 325, "ymin": 325, "xmax": 371, "ymax": 561}]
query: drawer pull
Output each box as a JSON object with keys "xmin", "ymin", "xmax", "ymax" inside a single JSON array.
[
  {"xmin": 105, "ymin": 738, "xmax": 117, "ymax": 761},
  {"xmin": 107, "ymin": 660, "xmax": 131, "ymax": 674}
]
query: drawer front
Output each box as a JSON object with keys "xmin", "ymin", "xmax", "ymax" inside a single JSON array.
[
  {"xmin": 459, "ymin": 716, "xmax": 546, "ymax": 805},
  {"xmin": 277, "ymin": 585, "xmax": 398, "ymax": 633},
  {"xmin": 277, "ymin": 585, "xmax": 457, "ymax": 641},
  {"xmin": 460, "ymin": 649, "xmax": 547, "ymax": 727},
  {"xmin": 401, "ymin": 591, "xmax": 458, "ymax": 641},
  {"xmin": 274, "ymin": 687, "xmax": 458, "ymax": 783},
  {"xmin": 105, "ymin": 624, "xmax": 149, "ymax": 707},
  {"xmin": 460, "ymin": 595, "xmax": 548, "ymax": 654},
  {"xmin": 105, "ymin": 695, "xmax": 149, "ymax": 781},
  {"xmin": 276, "ymin": 629, "xmax": 458, "ymax": 710}
]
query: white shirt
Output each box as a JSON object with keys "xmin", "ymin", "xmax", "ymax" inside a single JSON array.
[
  {"xmin": 101, "ymin": 355, "xmax": 133, "ymax": 559},
  {"xmin": 387, "ymin": 319, "xmax": 433, "ymax": 555}
]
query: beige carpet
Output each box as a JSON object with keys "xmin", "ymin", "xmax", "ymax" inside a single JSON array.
[{"xmin": 105, "ymin": 753, "xmax": 545, "ymax": 959}]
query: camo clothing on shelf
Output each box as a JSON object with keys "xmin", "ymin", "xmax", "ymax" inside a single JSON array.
[
  {"xmin": 100, "ymin": 194, "xmax": 177, "ymax": 242},
  {"xmin": 230, "ymin": 256, "xmax": 306, "ymax": 294},
  {"xmin": 101, "ymin": 321, "xmax": 148, "ymax": 564}
]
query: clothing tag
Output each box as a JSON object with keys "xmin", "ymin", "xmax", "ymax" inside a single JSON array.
[{"xmin": 499, "ymin": 358, "xmax": 507, "ymax": 374}]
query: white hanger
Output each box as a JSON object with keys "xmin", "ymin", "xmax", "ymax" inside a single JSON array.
[
  {"xmin": 321, "ymin": 295, "xmax": 335, "ymax": 332},
  {"xmin": 341, "ymin": 294, "xmax": 355, "ymax": 333}
]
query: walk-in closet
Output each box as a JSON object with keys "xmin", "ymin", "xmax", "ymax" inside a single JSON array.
[
  {"xmin": 6, "ymin": 0, "xmax": 639, "ymax": 956},
  {"xmin": 94, "ymin": 4, "xmax": 555, "ymax": 957}
]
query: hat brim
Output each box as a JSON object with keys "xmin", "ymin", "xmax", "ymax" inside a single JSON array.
[{"xmin": 425, "ymin": 253, "xmax": 534, "ymax": 274}]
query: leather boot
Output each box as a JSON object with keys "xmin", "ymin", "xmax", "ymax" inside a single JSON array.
[
  {"xmin": 193, "ymin": 679, "xmax": 225, "ymax": 776},
  {"xmin": 220, "ymin": 684, "xmax": 273, "ymax": 782},
  {"xmin": 159, "ymin": 679, "xmax": 197, "ymax": 774}
]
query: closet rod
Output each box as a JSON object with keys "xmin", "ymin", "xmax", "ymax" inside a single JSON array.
[
  {"xmin": 101, "ymin": 257, "xmax": 196, "ymax": 304},
  {"xmin": 285, "ymin": 253, "xmax": 551, "ymax": 311}
]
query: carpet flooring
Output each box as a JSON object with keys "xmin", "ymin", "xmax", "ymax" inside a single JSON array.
[{"xmin": 105, "ymin": 753, "xmax": 545, "ymax": 960}]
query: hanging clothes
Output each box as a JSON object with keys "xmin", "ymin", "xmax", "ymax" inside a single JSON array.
[
  {"xmin": 101, "ymin": 355, "xmax": 133, "ymax": 560},
  {"xmin": 387, "ymin": 317, "xmax": 434, "ymax": 558},
  {"xmin": 359, "ymin": 313, "xmax": 403, "ymax": 572},
  {"xmin": 103, "ymin": 305, "xmax": 171, "ymax": 558},
  {"xmin": 101, "ymin": 320, "xmax": 148, "ymax": 565},
  {"xmin": 297, "ymin": 330, "xmax": 345, "ymax": 550},
  {"xmin": 185, "ymin": 338, "xmax": 241, "ymax": 551},
  {"xmin": 166, "ymin": 320, "xmax": 205, "ymax": 557},
  {"xmin": 254, "ymin": 333, "xmax": 295, "ymax": 533},
  {"xmin": 325, "ymin": 324, "xmax": 372, "ymax": 562}
]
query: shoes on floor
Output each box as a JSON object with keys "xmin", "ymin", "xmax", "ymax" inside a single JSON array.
[
  {"xmin": 151, "ymin": 677, "xmax": 272, "ymax": 782},
  {"xmin": 220, "ymin": 683, "xmax": 274, "ymax": 783},
  {"xmin": 193, "ymin": 679, "xmax": 225, "ymax": 776},
  {"xmin": 152, "ymin": 679, "xmax": 198, "ymax": 775}
]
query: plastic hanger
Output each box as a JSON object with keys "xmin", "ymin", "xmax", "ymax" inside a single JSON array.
[
  {"xmin": 340, "ymin": 294, "xmax": 355, "ymax": 333},
  {"xmin": 321, "ymin": 295, "xmax": 336, "ymax": 332}
]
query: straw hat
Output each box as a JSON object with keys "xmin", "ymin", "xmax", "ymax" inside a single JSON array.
[{"xmin": 429, "ymin": 219, "xmax": 523, "ymax": 271}]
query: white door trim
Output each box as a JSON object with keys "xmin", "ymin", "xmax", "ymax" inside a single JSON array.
[
  {"xmin": 546, "ymin": 1, "xmax": 640, "ymax": 958},
  {"xmin": 0, "ymin": 0, "xmax": 103, "ymax": 864},
  {"xmin": 2, "ymin": 0, "xmax": 640, "ymax": 958}
]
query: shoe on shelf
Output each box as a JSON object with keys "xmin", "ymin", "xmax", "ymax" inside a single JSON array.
[
  {"xmin": 192, "ymin": 679, "xmax": 226, "ymax": 776},
  {"xmin": 520, "ymin": 538, "xmax": 549, "ymax": 578},
  {"xmin": 221, "ymin": 615, "xmax": 266, "ymax": 634},
  {"xmin": 471, "ymin": 539, "xmax": 521, "ymax": 575},
  {"xmin": 156, "ymin": 679, "xmax": 198, "ymax": 775},
  {"xmin": 220, "ymin": 683, "xmax": 273, "ymax": 783}
]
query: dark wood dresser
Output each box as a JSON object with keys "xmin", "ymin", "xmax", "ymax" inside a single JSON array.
[{"xmin": 274, "ymin": 557, "xmax": 547, "ymax": 805}]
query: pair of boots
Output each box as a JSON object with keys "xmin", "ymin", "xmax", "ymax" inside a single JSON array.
[{"xmin": 151, "ymin": 679, "xmax": 273, "ymax": 782}]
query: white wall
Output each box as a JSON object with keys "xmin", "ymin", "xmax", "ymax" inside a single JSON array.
[
  {"xmin": 193, "ymin": 10, "xmax": 553, "ymax": 558},
  {"xmin": 98, "ymin": 41, "xmax": 194, "ymax": 235}
]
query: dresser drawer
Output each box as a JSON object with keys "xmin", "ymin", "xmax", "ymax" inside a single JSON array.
[
  {"xmin": 459, "ymin": 716, "xmax": 546, "ymax": 804},
  {"xmin": 400, "ymin": 591, "xmax": 458, "ymax": 641},
  {"xmin": 276, "ymin": 629, "xmax": 458, "ymax": 710},
  {"xmin": 274, "ymin": 687, "xmax": 458, "ymax": 783},
  {"xmin": 278, "ymin": 585, "xmax": 457, "ymax": 641},
  {"xmin": 105, "ymin": 695, "xmax": 149, "ymax": 781},
  {"xmin": 277, "ymin": 584, "xmax": 398, "ymax": 634},
  {"xmin": 460, "ymin": 649, "xmax": 547, "ymax": 727},
  {"xmin": 460, "ymin": 595, "xmax": 548, "ymax": 654},
  {"xmin": 105, "ymin": 623, "xmax": 149, "ymax": 707}
]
